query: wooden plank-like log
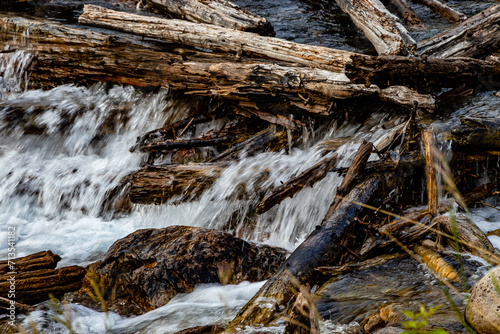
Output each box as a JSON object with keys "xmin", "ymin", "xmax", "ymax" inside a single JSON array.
[
  {"xmin": 128, "ymin": 163, "xmax": 227, "ymax": 204},
  {"xmin": 225, "ymin": 174, "xmax": 389, "ymax": 331},
  {"xmin": 146, "ymin": 0, "xmax": 274, "ymax": 36},
  {"xmin": 0, "ymin": 250, "xmax": 60, "ymax": 274},
  {"xmin": 412, "ymin": 0, "xmax": 465, "ymax": 22},
  {"xmin": 78, "ymin": 4, "xmax": 353, "ymax": 72},
  {"xmin": 333, "ymin": 0, "xmax": 416, "ymax": 55},
  {"xmin": 418, "ymin": 5, "xmax": 500, "ymax": 58}
]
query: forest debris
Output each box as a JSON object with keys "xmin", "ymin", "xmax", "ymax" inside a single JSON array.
[
  {"xmin": 333, "ymin": 0, "xmax": 416, "ymax": 55},
  {"xmin": 283, "ymin": 285, "xmax": 321, "ymax": 334},
  {"xmin": 225, "ymin": 174, "xmax": 389, "ymax": 332},
  {"xmin": 412, "ymin": 0, "xmax": 465, "ymax": 22},
  {"xmin": 145, "ymin": 0, "xmax": 275, "ymax": 36},
  {"xmin": 140, "ymin": 136, "xmax": 234, "ymax": 153},
  {"xmin": 0, "ymin": 250, "xmax": 60, "ymax": 274},
  {"xmin": 418, "ymin": 5, "xmax": 500, "ymax": 58},
  {"xmin": 128, "ymin": 163, "xmax": 227, "ymax": 204}
]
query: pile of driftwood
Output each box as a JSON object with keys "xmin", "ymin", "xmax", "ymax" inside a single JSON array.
[{"xmin": 1, "ymin": 0, "xmax": 500, "ymax": 333}]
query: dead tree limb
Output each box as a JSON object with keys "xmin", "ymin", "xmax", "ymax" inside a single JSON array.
[
  {"xmin": 0, "ymin": 250, "xmax": 60, "ymax": 274},
  {"xmin": 140, "ymin": 136, "xmax": 234, "ymax": 153},
  {"xmin": 386, "ymin": 0, "xmax": 424, "ymax": 29},
  {"xmin": 145, "ymin": 0, "xmax": 274, "ymax": 36},
  {"xmin": 128, "ymin": 163, "xmax": 227, "ymax": 204},
  {"xmin": 333, "ymin": 0, "xmax": 416, "ymax": 55},
  {"xmin": 224, "ymin": 174, "xmax": 389, "ymax": 332},
  {"xmin": 412, "ymin": 0, "xmax": 465, "ymax": 22},
  {"xmin": 423, "ymin": 128, "xmax": 438, "ymax": 218},
  {"xmin": 418, "ymin": 4, "xmax": 500, "ymax": 58}
]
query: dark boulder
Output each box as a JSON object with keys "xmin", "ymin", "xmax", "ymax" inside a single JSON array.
[{"xmin": 66, "ymin": 225, "xmax": 288, "ymax": 315}]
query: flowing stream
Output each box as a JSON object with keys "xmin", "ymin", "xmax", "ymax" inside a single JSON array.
[{"xmin": 1, "ymin": 0, "xmax": 500, "ymax": 332}]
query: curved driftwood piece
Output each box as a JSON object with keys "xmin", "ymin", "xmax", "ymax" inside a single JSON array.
[
  {"xmin": 128, "ymin": 163, "xmax": 227, "ymax": 204},
  {"xmin": 412, "ymin": 0, "xmax": 465, "ymax": 22},
  {"xmin": 225, "ymin": 174, "xmax": 388, "ymax": 332},
  {"xmin": 146, "ymin": 0, "xmax": 274, "ymax": 36},
  {"xmin": 418, "ymin": 5, "xmax": 500, "ymax": 58},
  {"xmin": 333, "ymin": 0, "xmax": 416, "ymax": 55}
]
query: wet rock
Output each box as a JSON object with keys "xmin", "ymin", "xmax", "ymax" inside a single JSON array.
[
  {"xmin": 66, "ymin": 225, "xmax": 288, "ymax": 315},
  {"xmin": 174, "ymin": 325, "xmax": 224, "ymax": 334},
  {"xmin": 466, "ymin": 266, "xmax": 500, "ymax": 334}
]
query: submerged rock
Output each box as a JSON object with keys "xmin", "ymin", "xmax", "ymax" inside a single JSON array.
[
  {"xmin": 66, "ymin": 225, "xmax": 287, "ymax": 315},
  {"xmin": 466, "ymin": 266, "xmax": 500, "ymax": 334}
]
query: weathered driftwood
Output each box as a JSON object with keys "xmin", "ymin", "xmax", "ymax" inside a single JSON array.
[
  {"xmin": 128, "ymin": 163, "xmax": 227, "ymax": 204},
  {"xmin": 234, "ymin": 106, "xmax": 305, "ymax": 130},
  {"xmin": 423, "ymin": 128, "xmax": 438, "ymax": 218},
  {"xmin": 256, "ymin": 153, "xmax": 338, "ymax": 215},
  {"xmin": 0, "ymin": 14, "xmax": 435, "ymax": 116},
  {"xmin": 0, "ymin": 250, "xmax": 60, "ymax": 274},
  {"xmin": 413, "ymin": 245, "xmax": 459, "ymax": 281},
  {"xmin": 446, "ymin": 117, "xmax": 500, "ymax": 150},
  {"xmin": 0, "ymin": 251, "xmax": 86, "ymax": 306},
  {"xmin": 412, "ymin": 0, "xmax": 465, "ymax": 22},
  {"xmin": 210, "ymin": 127, "xmax": 287, "ymax": 162},
  {"xmin": 436, "ymin": 214, "xmax": 500, "ymax": 264},
  {"xmin": 145, "ymin": 0, "xmax": 274, "ymax": 36},
  {"xmin": 334, "ymin": 0, "xmax": 416, "ymax": 55},
  {"xmin": 224, "ymin": 174, "xmax": 388, "ymax": 331},
  {"xmin": 386, "ymin": 0, "xmax": 424, "ymax": 29},
  {"xmin": 345, "ymin": 54, "xmax": 500, "ymax": 91},
  {"xmin": 79, "ymin": 4, "xmax": 353, "ymax": 72},
  {"xmin": 418, "ymin": 5, "xmax": 500, "ymax": 58}
]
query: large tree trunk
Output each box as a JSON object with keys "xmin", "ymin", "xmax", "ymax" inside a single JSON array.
[
  {"xmin": 418, "ymin": 5, "xmax": 500, "ymax": 58},
  {"xmin": 333, "ymin": 0, "xmax": 416, "ymax": 55},
  {"xmin": 145, "ymin": 0, "xmax": 274, "ymax": 36},
  {"xmin": 224, "ymin": 173, "xmax": 389, "ymax": 331}
]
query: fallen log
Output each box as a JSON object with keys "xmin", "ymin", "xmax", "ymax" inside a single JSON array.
[
  {"xmin": 334, "ymin": 0, "xmax": 416, "ymax": 55},
  {"xmin": 0, "ymin": 250, "xmax": 60, "ymax": 274},
  {"xmin": 145, "ymin": 0, "xmax": 274, "ymax": 36},
  {"xmin": 140, "ymin": 136, "xmax": 234, "ymax": 153},
  {"xmin": 78, "ymin": 4, "xmax": 353, "ymax": 72},
  {"xmin": 128, "ymin": 163, "xmax": 227, "ymax": 204},
  {"xmin": 417, "ymin": 5, "xmax": 500, "ymax": 58},
  {"xmin": 385, "ymin": 0, "xmax": 424, "ymax": 29},
  {"xmin": 210, "ymin": 127, "xmax": 287, "ymax": 162},
  {"xmin": 446, "ymin": 117, "xmax": 500, "ymax": 150},
  {"xmin": 412, "ymin": 0, "xmax": 465, "ymax": 22},
  {"xmin": 225, "ymin": 174, "xmax": 389, "ymax": 331},
  {"xmin": 0, "ymin": 14, "xmax": 435, "ymax": 115},
  {"xmin": 283, "ymin": 285, "xmax": 320, "ymax": 334}
]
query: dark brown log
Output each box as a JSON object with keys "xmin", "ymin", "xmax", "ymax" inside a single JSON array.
[
  {"xmin": 0, "ymin": 265, "xmax": 86, "ymax": 305},
  {"xmin": 462, "ymin": 183, "xmax": 499, "ymax": 207},
  {"xmin": 418, "ymin": 5, "xmax": 500, "ymax": 58},
  {"xmin": 140, "ymin": 136, "xmax": 233, "ymax": 153},
  {"xmin": 0, "ymin": 250, "xmax": 60, "ymax": 274},
  {"xmin": 412, "ymin": 0, "xmax": 465, "ymax": 22},
  {"xmin": 128, "ymin": 163, "xmax": 227, "ymax": 204},
  {"xmin": 345, "ymin": 53, "xmax": 500, "ymax": 91},
  {"xmin": 0, "ymin": 296, "xmax": 33, "ymax": 315},
  {"xmin": 256, "ymin": 153, "xmax": 338, "ymax": 215},
  {"xmin": 145, "ymin": 0, "xmax": 274, "ymax": 36},
  {"xmin": 333, "ymin": 0, "xmax": 416, "ymax": 55},
  {"xmin": 423, "ymin": 128, "xmax": 438, "ymax": 218},
  {"xmin": 447, "ymin": 117, "xmax": 500, "ymax": 150},
  {"xmin": 210, "ymin": 127, "xmax": 286, "ymax": 162},
  {"xmin": 131, "ymin": 115, "xmax": 212, "ymax": 153},
  {"xmin": 225, "ymin": 174, "xmax": 389, "ymax": 331},
  {"xmin": 324, "ymin": 140, "xmax": 374, "ymax": 218},
  {"xmin": 386, "ymin": 0, "xmax": 424, "ymax": 29}
]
